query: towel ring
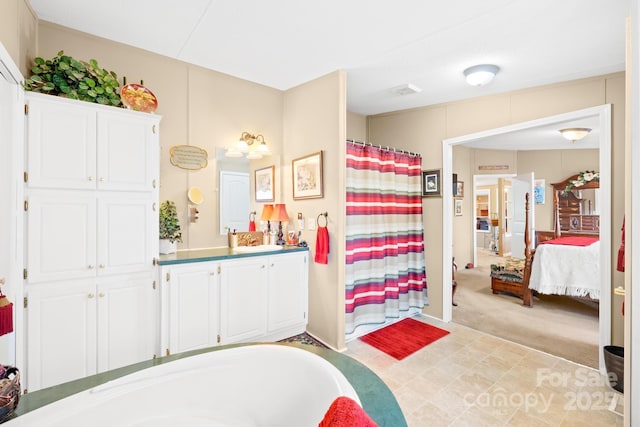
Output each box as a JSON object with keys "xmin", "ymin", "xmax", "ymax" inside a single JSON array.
[{"xmin": 317, "ymin": 212, "xmax": 328, "ymax": 227}]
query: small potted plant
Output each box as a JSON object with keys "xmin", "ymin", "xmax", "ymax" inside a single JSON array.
[{"xmin": 159, "ymin": 200, "xmax": 182, "ymax": 254}]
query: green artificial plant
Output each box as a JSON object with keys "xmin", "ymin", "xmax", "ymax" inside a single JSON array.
[
  {"xmin": 23, "ymin": 50, "xmax": 123, "ymax": 107},
  {"xmin": 159, "ymin": 200, "xmax": 182, "ymax": 243}
]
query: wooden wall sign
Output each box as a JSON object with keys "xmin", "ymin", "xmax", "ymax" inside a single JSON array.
[
  {"xmin": 478, "ymin": 165, "xmax": 509, "ymax": 171},
  {"xmin": 170, "ymin": 145, "xmax": 209, "ymax": 170}
]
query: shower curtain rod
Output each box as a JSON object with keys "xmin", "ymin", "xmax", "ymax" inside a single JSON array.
[{"xmin": 346, "ymin": 138, "xmax": 421, "ymax": 157}]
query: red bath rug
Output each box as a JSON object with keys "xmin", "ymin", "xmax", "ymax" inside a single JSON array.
[{"xmin": 360, "ymin": 318, "xmax": 450, "ymax": 360}]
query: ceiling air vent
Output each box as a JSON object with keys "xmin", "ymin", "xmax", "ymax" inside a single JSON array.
[{"xmin": 391, "ymin": 83, "xmax": 422, "ymax": 95}]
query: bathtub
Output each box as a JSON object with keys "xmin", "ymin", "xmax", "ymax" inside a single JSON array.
[{"xmin": 9, "ymin": 345, "xmax": 361, "ymax": 426}]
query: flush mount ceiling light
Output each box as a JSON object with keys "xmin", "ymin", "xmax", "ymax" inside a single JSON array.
[
  {"xmin": 225, "ymin": 131, "xmax": 271, "ymax": 159},
  {"xmin": 463, "ymin": 64, "xmax": 499, "ymax": 86},
  {"xmin": 559, "ymin": 127, "xmax": 592, "ymax": 142}
]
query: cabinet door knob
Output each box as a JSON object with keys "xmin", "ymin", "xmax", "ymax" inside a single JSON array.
[
  {"xmin": 99, "ymin": 292, "xmax": 105, "ymax": 298},
  {"xmin": 88, "ymin": 293, "xmax": 95, "ymax": 299},
  {"xmin": 99, "ymin": 177, "xmax": 105, "ymax": 182},
  {"xmin": 99, "ymin": 264, "xmax": 105, "ymax": 269},
  {"xmin": 88, "ymin": 265, "xmax": 94, "ymax": 269},
  {"xmin": 88, "ymin": 176, "xmax": 94, "ymax": 181}
]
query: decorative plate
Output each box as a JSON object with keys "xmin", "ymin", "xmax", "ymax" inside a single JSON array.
[{"xmin": 120, "ymin": 83, "xmax": 158, "ymax": 113}]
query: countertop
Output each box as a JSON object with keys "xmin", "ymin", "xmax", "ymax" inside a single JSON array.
[{"xmin": 158, "ymin": 245, "xmax": 309, "ymax": 266}]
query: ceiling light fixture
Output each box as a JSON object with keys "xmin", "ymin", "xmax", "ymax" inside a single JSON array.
[
  {"xmin": 463, "ymin": 64, "xmax": 499, "ymax": 86},
  {"xmin": 225, "ymin": 131, "xmax": 271, "ymax": 159},
  {"xmin": 559, "ymin": 127, "xmax": 592, "ymax": 142}
]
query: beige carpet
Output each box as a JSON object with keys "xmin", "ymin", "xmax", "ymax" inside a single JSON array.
[{"xmin": 452, "ymin": 249, "xmax": 599, "ymax": 368}]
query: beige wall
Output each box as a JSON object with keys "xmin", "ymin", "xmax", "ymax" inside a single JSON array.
[
  {"xmin": 0, "ymin": 0, "xmax": 37, "ymax": 76},
  {"xmin": 283, "ymin": 71, "xmax": 347, "ymax": 349},
  {"xmin": 347, "ymin": 111, "xmax": 367, "ymax": 141},
  {"xmin": 368, "ymin": 74, "xmax": 626, "ymax": 345}
]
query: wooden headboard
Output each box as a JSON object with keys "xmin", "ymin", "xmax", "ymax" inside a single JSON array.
[{"xmin": 550, "ymin": 173, "xmax": 599, "ymax": 239}]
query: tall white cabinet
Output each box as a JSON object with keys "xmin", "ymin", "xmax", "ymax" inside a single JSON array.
[{"xmin": 23, "ymin": 93, "xmax": 160, "ymax": 392}]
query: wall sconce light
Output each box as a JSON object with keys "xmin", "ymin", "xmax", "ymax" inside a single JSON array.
[
  {"xmin": 559, "ymin": 127, "xmax": 592, "ymax": 142},
  {"xmin": 225, "ymin": 131, "xmax": 271, "ymax": 159},
  {"xmin": 463, "ymin": 64, "xmax": 499, "ymax": 86}
]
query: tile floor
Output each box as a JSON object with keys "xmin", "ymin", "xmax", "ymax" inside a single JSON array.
[{"xmin": 344, "ymin": 316, "xmax": 623, "ymax": 427}]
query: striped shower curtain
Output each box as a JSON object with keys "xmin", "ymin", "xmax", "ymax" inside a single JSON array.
[{"xmin": 345, "ymin": 142, "xmax": 428, "ymax": 335}]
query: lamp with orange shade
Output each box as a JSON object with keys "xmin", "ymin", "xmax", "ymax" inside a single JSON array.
[
  {"xmin": 260, "ymin": 204, "xmax": 274, "ymax": 232},
  {"xmin": 270, "ymin": 203, "xmax": 290, "ymax": 245}
]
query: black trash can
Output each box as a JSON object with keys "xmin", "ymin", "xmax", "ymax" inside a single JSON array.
[{"xmin": 603, "ymin": 345, "xmax": 624, "ymax": 393}]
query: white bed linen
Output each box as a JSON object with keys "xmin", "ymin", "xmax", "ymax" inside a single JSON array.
[{"xmin": 529, "ymin": 241, "xmax": 600, "ymax": 299}]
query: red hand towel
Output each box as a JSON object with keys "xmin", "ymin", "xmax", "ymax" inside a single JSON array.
[
  {"xmin": 248, "ymin": 220, "xmax": 256, "ymax": 231},
  {"xmin": 318, "ymin": 396, "xmax": 378, "ymax": 427},
  {"xmin": 617, "ymin": 217, "xmax": 625, "ymax": 272},
  {"xmin": 315, "ymin": 226, "xmax": 329, "ymax": 264}
]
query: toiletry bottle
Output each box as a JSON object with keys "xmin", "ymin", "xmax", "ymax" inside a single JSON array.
[
  {"xmin": 263, "ymin": 230, "xmax": 269, "ymax": 245},
  {"xmin": 231, "ymin": 229, "xmax": 238, "ymax": 248}
]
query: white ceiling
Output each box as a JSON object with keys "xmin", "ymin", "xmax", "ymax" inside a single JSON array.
[{"xmin": 29, "ymin": 0, "xmax": 628, "ymax": 117}]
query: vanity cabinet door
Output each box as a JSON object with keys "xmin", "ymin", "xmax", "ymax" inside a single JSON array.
[
  {"xmin": 219, "ymin": 256, "xmax": 268, "ymax": 344},
  {"xmin": 97, "ymin": 274, "xmax": 156, "ymax": 372},
  {"xmin": 165, "ymin": 262, "xmax": 219, "ymax": 355},
  {"xmin": 26, "ymin": 280, "xmax": 97, "ymax": 392},
  {"xmin": 267, "ymin": 252, "xmax": 308, "ymax": 332}
]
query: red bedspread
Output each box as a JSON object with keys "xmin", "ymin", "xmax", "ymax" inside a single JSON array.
[{"xmin": 540, "ymin": 236, "xmax": 599, "ymax": 246}]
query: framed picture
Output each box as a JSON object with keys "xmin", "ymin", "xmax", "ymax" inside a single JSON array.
[
  {"xmin": 255, "ymin": 165, "xmax": 275, "ymax": 202},
  {"xmin": 454, "ymin": 199, "xmax": 463, "ymax": 216},
  {"xmin": 452, "ymin": 173, "xmax": 458, "ymax": 196},
  {"xmin": 292, "ymin": 151, "xmax": 324, "ymax": 200},
  {"xmin": 534, "ymin": 179, "xmax": 545, "ymax": 204},
  {"xmin": 421, "ymin": 169, "xmax": 441, "ymax": 197},
  {"xmin": 454, "ymin": 181, "xmax": 464, "ymax": 198}
]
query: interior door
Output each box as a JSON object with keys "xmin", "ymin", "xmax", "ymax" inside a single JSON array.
[{"xmin": 511, "ymin": 172, "xmax": 534, "ymax": 259}]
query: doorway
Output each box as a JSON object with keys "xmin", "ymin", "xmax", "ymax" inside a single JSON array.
[
  {"xmin": 442, "ymin": 104, "xmax": 612, "ymax": 371},
  {"xmin": 472, "ymin": 174, "xmax": 515, "ymax": 267}
]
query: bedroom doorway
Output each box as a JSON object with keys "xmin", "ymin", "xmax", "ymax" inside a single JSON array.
[
  {"xmin": 442, "ymin": 104, "xmax": 611, "ymax": 372},
  {"xmin": 472, "ymin": 174, "xmax": 515, "ymax": 266}
]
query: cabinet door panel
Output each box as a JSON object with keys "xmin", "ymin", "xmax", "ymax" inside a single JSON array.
[
  {"xmin": 268, "ymin": 252, "xmax": 308, "ymax": 332},
  {"xmin": 27, "ymin": 191, "xmax": 96, "ymax": 283},
  {"xmin": 97, "ymin": 275, "xmax": 155, "ymax": 372},
  {"xmin": 220, "ymin": 257, "xmax": 268, "ymax": 344},
  {"xmin": 168, "ymin": 263, "xmax": 218, "ymax": 354},
  {"xmin": 26, "ymin": 281, "xmax": 97, "ymax": 392},
  {"xmin": 27, "ymin": 95, "xmax": 96, "ymax": 189},
  {"xmin": 97, "ymin": 110, "xmax": 154, "ymax": 191},
  {"xmin": 98, "ymin": 193, "xmax": 152, "ymax": 275}
]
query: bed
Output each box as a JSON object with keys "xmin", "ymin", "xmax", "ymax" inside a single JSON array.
[
  {"xmin": 490, "ymin": 173, "xmax": 600, "ymax": 306},
  {"xmin": 528, "ymin": 236, "xmax": 600, "ymax": 299}
]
